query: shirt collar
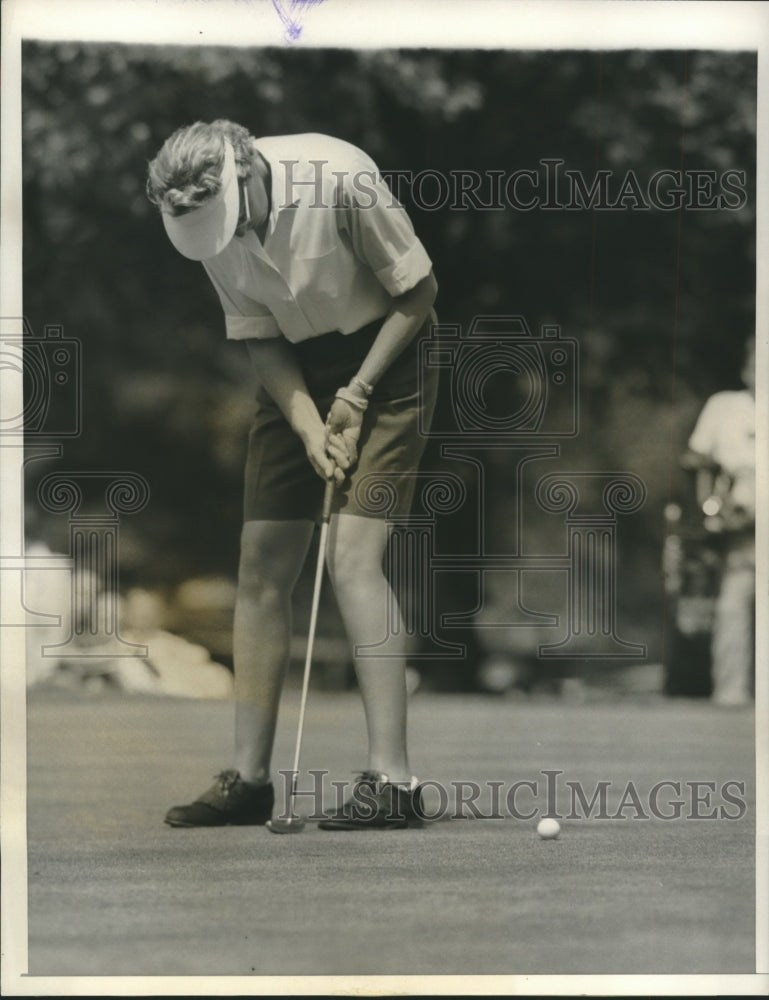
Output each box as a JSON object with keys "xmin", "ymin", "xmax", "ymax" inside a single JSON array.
[{"xmin": 253, "ymin": 138, "xmax": 301, "ymax": 229}]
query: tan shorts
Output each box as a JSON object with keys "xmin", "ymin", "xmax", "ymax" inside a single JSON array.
[{"xmin": 243, "ymin": 319, "xmax": 439, "ymax": 522}]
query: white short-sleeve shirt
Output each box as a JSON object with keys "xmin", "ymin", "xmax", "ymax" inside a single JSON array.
[
  {"xmin": 688, "ymin": 388, "xmax": 755, "ymax": 512},
  {"xmin": 202, "ymin": 133, "xmax": 433, "ymax": 343}
]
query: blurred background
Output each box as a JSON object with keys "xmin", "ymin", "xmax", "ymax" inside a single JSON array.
[{"xmin": 21, "ymin": 43, "xmax": 756, "ymax": 696}]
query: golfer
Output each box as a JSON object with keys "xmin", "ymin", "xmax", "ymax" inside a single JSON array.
[{"xmin": 146, "ymin": 120, "xmax": 438, "ymax": 829}]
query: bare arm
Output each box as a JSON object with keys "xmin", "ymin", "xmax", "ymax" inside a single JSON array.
[
  {"xmin": 245, "ymin": 338, "xmax": 348, "ymax": 482},
  {"xmin": 325, "ymin": 272, "xmax": 438, "ymax": 462},
  {"xmin": 356, "ymin": 271, "xmax": 438, "ymax": 389}
]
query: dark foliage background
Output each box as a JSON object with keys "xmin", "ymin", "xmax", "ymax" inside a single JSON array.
[{"xmin": 21, "ymin": 43, "xmax": 756, "ymax": 680}]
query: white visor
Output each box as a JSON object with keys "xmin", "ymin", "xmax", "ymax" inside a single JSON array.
[{"xmin": 161, "ymin": 139, "xmax": 239, "ymax": 261}]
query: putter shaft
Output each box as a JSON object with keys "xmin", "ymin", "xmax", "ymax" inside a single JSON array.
[{"xmin": 285, "ymin": 477, "xmax": 335, "ymax": 818}]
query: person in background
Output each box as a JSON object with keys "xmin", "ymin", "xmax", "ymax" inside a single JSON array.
[{"xmin": 684, "ymin": 336, "xmax": 756, "ymax": 707}]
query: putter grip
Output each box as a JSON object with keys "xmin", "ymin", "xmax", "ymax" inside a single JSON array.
[{"xmin": 321, "ymin": 478, "xmax": 335, "ymax": 523}]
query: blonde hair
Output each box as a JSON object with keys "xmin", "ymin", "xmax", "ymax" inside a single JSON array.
[{"xmin": 146, "ymin": 119, "xmax": 255, "ymax": 216}]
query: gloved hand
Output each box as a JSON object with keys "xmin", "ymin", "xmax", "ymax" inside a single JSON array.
[{"xmin": 325, "ymin": 392, "xmax": 365, "ymax": 474}]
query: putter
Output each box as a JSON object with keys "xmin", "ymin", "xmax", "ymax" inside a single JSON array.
[{"xmin": 268, "ymin": 477, "xmax": 335, "ymax": 834}]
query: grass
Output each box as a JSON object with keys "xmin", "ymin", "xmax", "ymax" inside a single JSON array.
[{"xmin": 20, "ymin": 685, "xmax": 756, "ymax": 980}]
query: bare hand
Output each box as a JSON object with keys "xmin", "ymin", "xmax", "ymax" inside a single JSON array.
[{"xmin": 303, "ymin": 425, "xmax": 345, "ymax": 484}]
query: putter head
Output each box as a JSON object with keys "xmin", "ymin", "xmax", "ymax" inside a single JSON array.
[{"xmin": 267, "ymin": 815, "xmax": 306, "ymax": 835}]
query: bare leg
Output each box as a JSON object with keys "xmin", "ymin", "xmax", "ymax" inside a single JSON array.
[
  {"xmin": 233, "ymin": 519, "xmax": 314, "ymax": 783},
  {"xmin": 325, "ymin": 513, "xmax": 412, "ymax": 783}
]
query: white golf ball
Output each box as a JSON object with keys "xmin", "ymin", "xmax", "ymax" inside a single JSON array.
[{"xmin": 536, "ymin": 817, "xmax": 561, "ymax": 840}]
